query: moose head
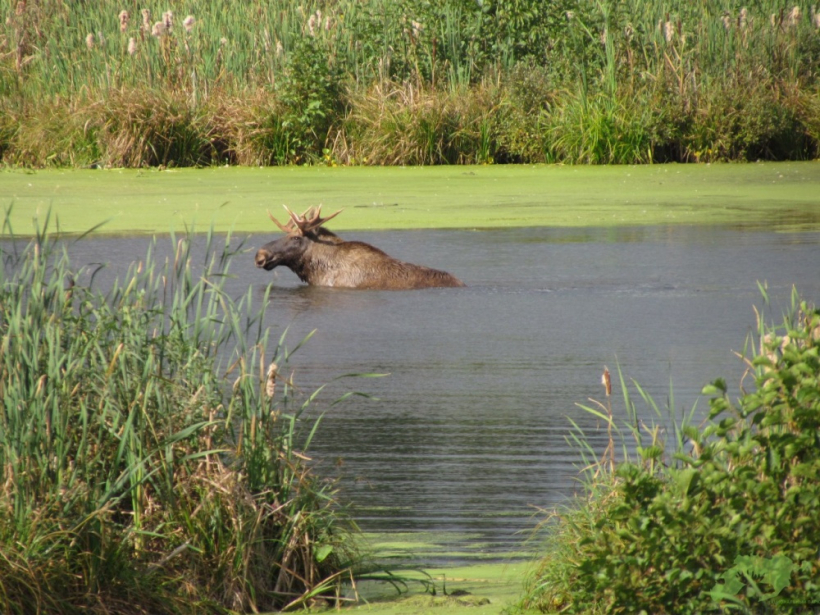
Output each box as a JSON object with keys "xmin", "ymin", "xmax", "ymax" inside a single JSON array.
[{"xmin": 255, "ymin": 206, "xmax": 464, "ymax": 290}]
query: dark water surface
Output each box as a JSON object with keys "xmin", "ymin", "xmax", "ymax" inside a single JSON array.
[{"xmin": 50, "ymin": 226, "xmax": 820, "ymax": 557}]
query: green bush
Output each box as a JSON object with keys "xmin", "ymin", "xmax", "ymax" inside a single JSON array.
[{"xmin": 524, "ymin": 294, "xmax": 820, "ymax": 614}]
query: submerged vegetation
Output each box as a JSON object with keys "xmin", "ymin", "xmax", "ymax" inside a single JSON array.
[
  {"xmin": 0, "ymin": 212, "xmax": 358, "ymax": 613},
  {"xmin": 1, "ymin": 0, "xmax": 820, "ymax": 167},
  {"xmin": 524, "ymin": 290, "xmax": 820, "ymax": 613}
]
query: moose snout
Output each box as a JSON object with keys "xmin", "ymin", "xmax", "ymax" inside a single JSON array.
[{"xmin": 255, "ymin": 248, "xmax": 272, "ymax": 269}]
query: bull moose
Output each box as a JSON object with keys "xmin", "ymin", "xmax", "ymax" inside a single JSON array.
[{"xmin": 255, "ymin": 206, "xmax": 464, "ymax": 290}]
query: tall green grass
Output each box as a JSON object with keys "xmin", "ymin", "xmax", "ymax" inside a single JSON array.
[
  {"xmin": 0, "ymin": 209, "xmax": 358, "ymax": 613},
  {"xmin": 1, "ymin": 1, "xmax": 819, "ymax": 166},
  {"xmin": 523, "ymin": 289, "xmax": 820, "ymax": 613}
]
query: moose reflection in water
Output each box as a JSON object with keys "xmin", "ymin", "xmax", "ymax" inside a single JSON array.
[{"xmin": 255, "ymin": 206, "xmax": 465, "ymax": 290}]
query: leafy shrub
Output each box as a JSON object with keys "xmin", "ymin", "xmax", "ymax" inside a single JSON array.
[
  {"xmin": 524, "ymin": 293, "xmax": 820, "ymax": 614},
  {"xmin": 277, "ymin": 36, "xmax": 343, "ymax": 163}
]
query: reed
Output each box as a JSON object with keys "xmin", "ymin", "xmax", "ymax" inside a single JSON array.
[
  {"xmin": 1, "ymin": 1, "xmax": 819, "ymax": 166},
  {"xmin": 0, "ymin": 210, "xmax": 358, "ymax": 613}
]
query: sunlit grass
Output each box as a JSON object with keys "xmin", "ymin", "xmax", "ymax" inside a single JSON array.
[{"xmin": 1, "ymin": 1, "xmax": 819, "ymax": 166}]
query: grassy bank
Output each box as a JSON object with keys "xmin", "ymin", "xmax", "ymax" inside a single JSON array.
[
  {"xmin": 3, "ymin": 162, "xmax": 820, "ymax": 236},
  {"xmin": 2, "ymin": 1, "xmax": 820, "ymax": 166},
  {"xmin": 0, "ymin": 218, "xmax": 360, "ymax": 613}
]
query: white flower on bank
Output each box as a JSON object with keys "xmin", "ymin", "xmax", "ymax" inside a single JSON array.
[
  {"xmin": 151, "ymin": 21, "xmax": 166, "ymax": 38},
  {"xmin": 738, "ymin": 7, "xmax": 749, "ymax": 30},
  {"xmin": 664, "ymin": 20, "xmax": 675, "ymax": 42},
  {"xmin": 119, "ymin": 10, "xmax": 129, "ymax": 32},
  {"xmin": 183, "ymin": 15, "xmax": 195, "ymax": 32},
  {"xmin": 85, "ymin": 33, "xmax": 95, "ymax": 49}
]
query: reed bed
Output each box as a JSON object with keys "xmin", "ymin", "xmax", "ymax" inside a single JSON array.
[
  {"xmin": 0, "ymin": 210, "xmax": 358, "ymax": 613},
  {"xmin": 1, "ymin": 0, "xmax": 820, "ymax": 166}
]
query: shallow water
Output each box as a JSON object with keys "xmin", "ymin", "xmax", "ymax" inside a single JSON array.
[{"xmin": 37, "ymin": 226, "xmax": 820, "ymax": 558}]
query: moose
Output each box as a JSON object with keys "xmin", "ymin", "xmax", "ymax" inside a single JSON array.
[{"xmin": 255, "ymin": 206, "xmax": 464, "ymax": 290}]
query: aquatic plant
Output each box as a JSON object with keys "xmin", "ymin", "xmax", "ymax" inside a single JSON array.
[
  {"xmin": 523, "ymin": 289, "xmax": 820, "ymax": 613},
  {"xmin": 0, "ymin": 210, "xmax": 359, "ymax": 613}
]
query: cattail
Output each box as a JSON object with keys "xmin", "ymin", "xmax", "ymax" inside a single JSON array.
[
  {"xmin": 162, "ymin": 10, "xmax": 173, "ymax": 31},
  {"xmin": 664, "ymin": 20, "xmax": 675, "ymax": 42},
  {"xmin": 600, "ymin": 28, "xmax": 608, "ymax": 46},
  {"xmin": 275, "ymin": 39, "xmax": 283, "ymax": 56},
  {"xmin": 96, "ymin": 31, "xmax": 105, "ymax": 47},
  {"xmin": 119, "ymin": 10, "xmax": 129, "ymax": 32},
  {"xmin": 722, "ymin": 12, "xmax": 732, "ymax": 31},
  {"xmin": 325, "ymin": 14, "xmax": 331, "ymax": 31},
  {"xmin": 565, "ymin": 11, "xmax": 575, "ymax": 21},
  {"xmin": 787, "ymin": 5, "xmax": 801, "ymax": 27},
  {"xmin": 16, "ymin": 1, "xmax": 25, "ymax": 16},
  {"xmin": 183, "ymin": 15, "xmax": 195, "ymax": 32},
  {"xmin": 307, "ymin": 12, "xmax": 317, "ymax": 36},
  {"xmin": 814, "ymin": 12, "xmax": 820, "ymax": 30},
  {"xmin": 220, "ymin": 37, "xmax": 228, "ymax": 46},
  {"xmin": 738, "ymin": 7, "xmax": 749, "ymax": 30},
  {"xmin": 127, "ymin": 37, "xmax": 137, "ymax": 55},
  {"xmin": 85, "ymin": 33, "xmax": 95, "ymax": 50},
  {"xmin": 141, "ymin": 8, "xmax": 151, "ymax": 32},
  {"xmin": 151, "ymin": 21, "xmax": 165, "ymax": 38},
  {"xmin": 265, "ymin": 362, "xmax": 278, "ymax": 398},
  {"xmin": 601, "ymin": 367, "xmax": 612, "ymax": 397}
]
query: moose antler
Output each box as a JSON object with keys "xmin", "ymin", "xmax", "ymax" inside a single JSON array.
[
  {"xmin": 269, "ymin": 205, "xmax": 342, "ymax": 236},
  {"xmin": 267, "ymin": 209, "xmax": 294, "ymax": 233}
]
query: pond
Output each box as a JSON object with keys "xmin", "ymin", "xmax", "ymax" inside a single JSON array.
[{"xmin": 55, "ymin": 225, "xmax": 820, "ymax": 560}]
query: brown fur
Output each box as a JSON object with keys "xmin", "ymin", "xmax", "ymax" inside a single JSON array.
[{"xmin": 255, "ymin": 207, "xmax": 464, "ymax": 290}]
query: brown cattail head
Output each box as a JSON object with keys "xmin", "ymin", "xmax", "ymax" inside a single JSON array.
[
  {"xmin": 119, "ymin": 10, "xmax": 129, "ymax": 32},
  {"xmin": 266, "ymin": 362, "xmax": 278, "ymax": 398},
  {"xmin": 162, "ymin": 10, "xmax": 173, "ymax": 31},
  {"xmin": 602, "ymin": 367, "xmax": 612, "ymax": 397}
]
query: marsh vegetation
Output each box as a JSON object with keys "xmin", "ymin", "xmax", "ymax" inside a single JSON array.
[
  {"xmin": 2, "ymin": 0, "xmax": 820, "ymax": 167},
  {"xmin": 523, "ymin": 291, "xmax": 820, "ymax": 613},
  {"xmin": 0, "ymin": 215, "xmax": 360, "ymax": 613}
]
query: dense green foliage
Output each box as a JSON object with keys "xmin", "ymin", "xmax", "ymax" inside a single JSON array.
[
  {"xmin": 0, "ymin": 214, "xmax": 357, "ymax": 613},
  {"xmin": 1, "ymin": 0, "xmax": 819, "ymax": 166},
  {"xmin": 524, "ymin": 294, "xmax": 820, "ymax": 613}
]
